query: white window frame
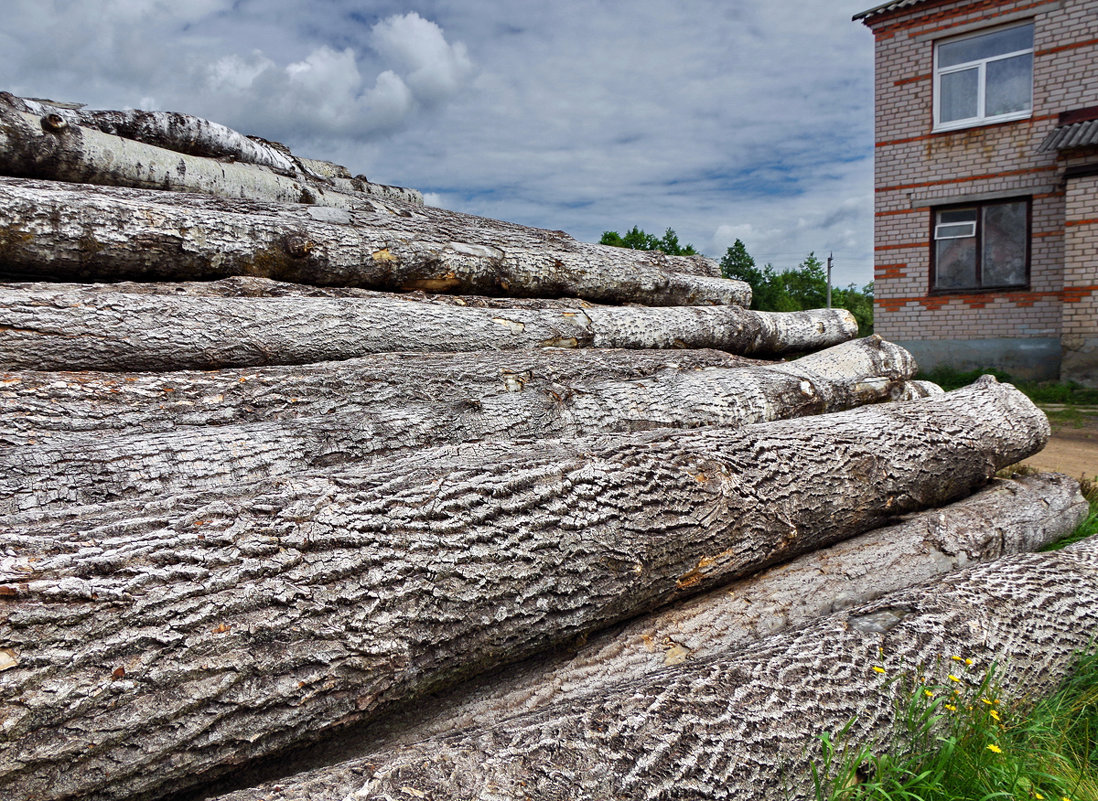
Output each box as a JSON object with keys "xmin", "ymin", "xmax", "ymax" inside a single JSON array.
[{"xmin": 933, "ymin": 22, "xmax": 1034, "ymax": 132}]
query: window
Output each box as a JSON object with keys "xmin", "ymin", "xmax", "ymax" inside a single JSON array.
[
  {"xmin": 934, "ymin": 23, "xmax": 1033, "ymax": 131},
  {"xmin": 931, "ymin": 199, "xmax": 1029, "ymax": 292}
]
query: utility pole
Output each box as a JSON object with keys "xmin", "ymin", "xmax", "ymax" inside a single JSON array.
[{"xmin": 826, "ymin": 252, "xmax": 833, "ymax": 308}]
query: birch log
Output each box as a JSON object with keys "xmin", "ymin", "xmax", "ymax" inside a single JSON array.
[
  {"xmin": 0, "ymin": 177, "xmax": 739, "ymax": 303},
  {"xmin": 211, "ymin": 473, "xmax": 1089, "ymax": 797},
  {"xmin": 0, "ymin": 379, "xmax": 1048, "ymax": 801},
  {"xmin": 268, "ymin": 536, "xmax": 1098, "ymax": 801},
  {"xmin": 0, "ymin": 103, "xmax": 420, "ymax": 210},
  {"xmin": 0, "ymin": 337, "xmax": 917, "ymax": 511},
  {"xmin": 0, "ymin": 288, "xmax": 855, "ymax": 371}
]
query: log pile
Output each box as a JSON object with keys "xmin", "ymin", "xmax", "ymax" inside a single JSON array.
[{"xmin": 0, "ymin": 95, "xmax": 1090, "ymax": 801}]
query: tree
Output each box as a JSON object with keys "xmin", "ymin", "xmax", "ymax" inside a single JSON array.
[
  {"xmin": 719, "ymin": 241, "xmax": 874, "ymax": 333},
  {"xmin": 600, "ymin": 226, "xmax": 697, "ymax": 256}
]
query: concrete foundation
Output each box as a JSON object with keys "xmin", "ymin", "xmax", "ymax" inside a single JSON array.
[
  {"xmin": 897, "ymin": 338, "xmax": 1063, "ymax": 382},
  {"xmin": 1061, "ymin": 337, "xmax": 1098, "ymax": 388}
]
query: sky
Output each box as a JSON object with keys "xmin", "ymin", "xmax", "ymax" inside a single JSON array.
[{"xmin": 1, "ymin": 1, "xmax": 879, "ymax": 287}]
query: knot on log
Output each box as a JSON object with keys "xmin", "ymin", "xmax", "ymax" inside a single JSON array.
[
  {"xmin": 40, "ymin": 114, "xmax": 67, "ymax": 133},
  {"xmin": 284, "ymin": 235, "xmax": 315, "ymax": 259}
]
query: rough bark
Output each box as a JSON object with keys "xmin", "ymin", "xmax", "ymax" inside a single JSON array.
[
  {"xmin": 0, "ymin": 337, "xmax": 917, "ymax": 511},
  {"xmin": 0, "ymin": 103, "xmax": 420, "ymax": 209},
  {"xmin": 209, "ymin": 473, "xmax": 1090, "ymax": 798},
  {"xmin": 0, "ymin": 379, "xmax": 1048, "ymax": 801},
  {"xmin": 261, "ymin": 536, "xmax": 1098, "ymax": 801},
  {"xmin": 0, "ymin": 287, "xmax": 855, "ymax": 371},
  {"xmin": 0, "ymin": 93, "xmax": 422, "ymax": 205},
  {"xmin": 0, "ymin": 177, "xmax": 741, "ymax": 303},
  {"xmin": 0, "ymin": 346, "xmax": 764, "ymax": 439}
]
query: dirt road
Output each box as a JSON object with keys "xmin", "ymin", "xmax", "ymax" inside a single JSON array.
[{"xmin": 1022, "ymin": 407, "xmax": 1098, "ymax": 481}]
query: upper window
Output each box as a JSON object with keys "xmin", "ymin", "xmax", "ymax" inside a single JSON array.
[
  {"xmin": 934, "ymin": 23, "xmax": 1033, "ymax": 131},
  {"xmin": 932, "ymin": 198, "xmax": 1029, "ymax": 292}
]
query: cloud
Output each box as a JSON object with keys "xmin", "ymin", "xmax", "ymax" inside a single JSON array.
[{"xmin": 370, "ymin": 12, "xmax": 474, "ymax": 106}]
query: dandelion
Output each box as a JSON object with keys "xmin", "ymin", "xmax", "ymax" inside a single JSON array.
[
  {"xmin": 951, "ymin": 655, "xmax": 965, "ymax": 662},
  {"xmin": 944, "ymin": 703, "xmax": 957, "ymax": 712},
  {"xmin": 989, "ymin": 709, "xmax": 1001, "ymax": 722},
  {"xmin": 987, "ymin": 743, "xmax": 1003, "ymax": 754},
  {"xmin": 872, "ymin": 666, "xmax": 886, "ymax": 674},
  {"xmin": 981, "ymin": 697, "xmax": 993, "ymax": 705},
  {"xmin": 965, "ymin": 658, "xmax": 974, "ymax": 666},
  {"xmin": 1035, "ymin": 794, "xmax": 1044, "ymax": 800},
  {"xmin": 949, "ymin": 674, "xmax": 961, "ymax": 682},
  {"xmin": 924, "ymin": 689, "xmax": 934, "ymax": 698}
]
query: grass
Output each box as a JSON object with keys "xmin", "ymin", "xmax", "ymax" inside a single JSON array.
[
  {"xmin": 809, "ymin": 648, "xmax": 1098, "ymax": 801},
  {"xmin": 915, "ymin": 366, "xmax": 1098, "ymax": 407}
]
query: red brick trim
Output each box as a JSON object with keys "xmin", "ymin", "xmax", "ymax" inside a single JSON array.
[
  {"xmin": 875, "ymin": 115, "xmax": 1057, "ymax": 148},
  {"xmin": 875, "ymin": 287, "xmax": 1098, "ymax": 312},
  {"xmin": 1032, "ymin": 229, "xmax": 1063, "ymax": 237},
  {"xmin": 893, "ymin": 73, "xmax": 932, "ymax": 87},
  {"xmin": 1035, "ymin": 37, "xmax": 1098, "ymax": 57},
  {"xmin": 865, "ymin": 0, "xmax": 1057, "ymax": 34},
  {"xmin": 1065, "ymin": 218, "xmax": 1098, "ymax": 227},
  {"xmin": 877, "ymin": 165, "xmax": 1058, "ymax": 192},
  {"xmin": 875, "ymin": 241, "xmax": 930, "ymax": 251},
  {"xmin": 875, "ymin": 208, "xmax": 920, "ymax": 217}
]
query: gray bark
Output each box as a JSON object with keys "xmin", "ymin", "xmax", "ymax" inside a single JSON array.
[
  {"xmin": 275, "ymin": 535, "xmax": 1098, "ymax": 801},
  {"xmin": 210, "ymin": 473, "xmax": 1090, "ymax": 798},
  {"xmin": 0, "ymin": 93, "xmax": 422, "ymax": 205},
  {"xmin": 0, "ymin": 287, "xmax": 855, "ymax": 371},
  {"xmin": 0, "ymin": 346, "xmax": 763, "ymax": 439},
  {"xmin": 0, "ymin": 379, "xmax": 1048, "ymax": 801},
  {"xmin": 0, "ymin": 103, "xmax": 418, "ymax": 210},
  {"xmin": 0, "ymin": 177, "xmax": 740, "ymax": 303},
  {"xmin": 0, "ymin": 337, "xmax": 917, "ymax": 511}
]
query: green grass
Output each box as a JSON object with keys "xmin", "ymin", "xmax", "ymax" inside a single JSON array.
[
  {"xmin": 810, "ymin": 648, "xmax": 1098, "ymax": 801},
  {"xmin": 915, "ymin": 366, "xmax": 1098, "ymax": 407}
]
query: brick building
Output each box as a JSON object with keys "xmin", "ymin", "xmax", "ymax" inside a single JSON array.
[{"xmin": 854, "ymin": 0, "xmax": 1098, "ymax": 385}]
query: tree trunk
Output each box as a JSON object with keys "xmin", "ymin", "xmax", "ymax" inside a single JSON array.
[
  {"xmin": 277, "ymin": 472, "xmax": 1081, "ymax": 771},
  {"xmin": 1, "ymin": 92, "xmax": 301, "ymax": 176},
  {"xmin": 274, "ymin": 535, "xmax": 1098, "ymax": 801},
  {"xmin": 0, "ymin": 379, "xmax": 1048, "ymax": 801},
  {"xmin": 0, "ymin": 346, "xmax": 764, "ymax": 439},
  {"xmin": 0, "ymin": 177, "xmax": 740, "ymax": 303},
  {"xmin": 0, "ymin": 287, "xmax": 855, "ymax": 371},
  {"xmin": 0, "ymin": 337, "xmax": 917, "ymax": 511}
]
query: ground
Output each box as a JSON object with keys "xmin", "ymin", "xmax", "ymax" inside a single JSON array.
[{"xmin": 1022, "ymin": 405, "xmax": 1098, "ymax": 481}]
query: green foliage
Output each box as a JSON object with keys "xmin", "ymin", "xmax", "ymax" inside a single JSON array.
[
  {"xmin": 599, "ymin": 226, "xmax": 697, "ymax": 256},
  {"xmin": 916, "ymin": 366, "xmax": 1098, "ymax": 406},
  {"xmin": 718, "ymin": 240, "xmax": 874, "ymax": 334},
  {"xmin": 809, "ymin": 649, "xmax": 1098, "ymax": 801}
]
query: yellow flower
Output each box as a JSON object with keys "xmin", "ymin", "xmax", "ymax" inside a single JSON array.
[
  {"xmin": 965, "ymin": 658, "xmax": 974, "ymax": 666},
  {"xmin": 990, "ymin": 709, "xmax": 1001, "ymax": 722},
  {"xmin": 950, "ymin": 655, "xmax": 964, "ymax": 662},
  {"xmin": 987, "ymin": 743, "xmax": 1002, "ymax": 754},
  {"xmin": 924, "ymin": 689, "xmax": 934, "ymax": 698},
  {"xmin": 944, "ymin": 704, "xmax": 957, "ymax": 712},
  {"xmin": 1035, "ymin": 793, "xmax": 1044, "ymax": 800},
  {"xmin": 872, "ymin": 666, "xmax": 886, "ymax": 674},
  {"xmin": 949, "ymin": 674, "xmax": 961, "ymax": 682},
  {"xmin": 981, "ymin": 698, "xmax": 993, "ymax": 705}
]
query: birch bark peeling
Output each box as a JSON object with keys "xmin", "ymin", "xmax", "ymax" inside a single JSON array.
[
  {"xmin": 0, "ymin": 177, "xmax": 740, "ymax": 303},
  {"xmin": 279, "ymin": 537, "xmax": 1098, "ymax": 801},
  {"xmin": 0, "ymin": 337, "xmax": 917, "ymax": 511},
  {"xmin": 0, "ymin": 288, "xmax": 855, "ymax": 371},
  {"xmin": 0, "ymin": 104, "xmax": 410, "ymax": 211},
  {"xmin": 276, "ymin": 472, "xmax": 1082, "ymax": 771},
  {"xmin": 0, "ymin": 379, "xmax": 1049, "ymax": 801}
]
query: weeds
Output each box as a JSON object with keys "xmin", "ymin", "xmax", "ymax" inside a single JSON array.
[{"xmin": 808, "ymin": 649, "xmax": 1098, "ymax": 801}]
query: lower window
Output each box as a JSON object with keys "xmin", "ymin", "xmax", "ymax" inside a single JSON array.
[{"xmin": 931, "ymin": 198, "xmax": 1029, "ymax": 291}]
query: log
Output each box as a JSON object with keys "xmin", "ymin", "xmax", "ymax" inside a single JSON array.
[
  {"xmin": 0, "ymin": 346, "xmax": 765, "ymax": 439},
  {"xmin": 263, "ymin": 535, "xmax": 1098, "ymax": 801},
  {"xmin": 0, "ymin": 177, "xmax": 741, "ymax": 303},
  {"xmin": 0, "ymin": 92, "xmax": 424, "ymax": 205},
  {"xmin": 0, "ymin": 378, "xmax": 1048, "ymax": 801},
  {"xmin": 286, "ymin": 472, "xmax": 1081, "ymax": 766},
  {"xmin": 0, "ymin": 287, "xmax": 856, "ymax": 371},
  {"xmin": 0, "ymin": 337, "xmax": 918, "ymax": 511},
  {"xmin": 0, "ymin": 103, "xmax": 419, "ymax": 211}
]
